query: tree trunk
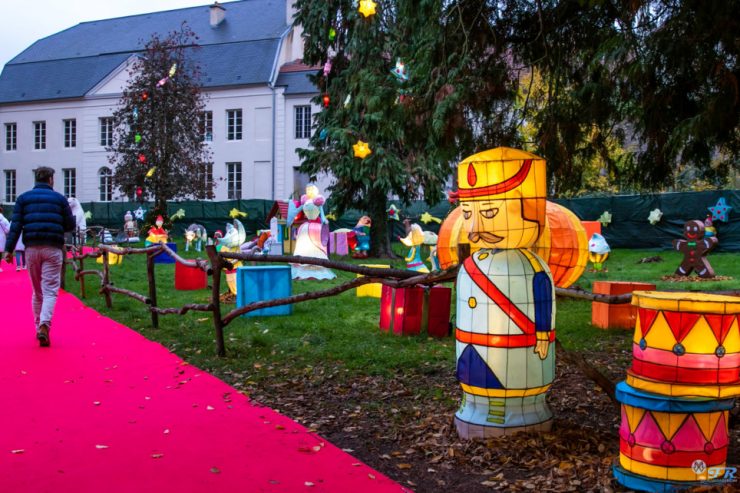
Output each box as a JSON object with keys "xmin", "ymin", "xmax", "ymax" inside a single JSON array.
[{"xmin": 367, "ymin": 188, "xmax": 397, "ymax": 258}]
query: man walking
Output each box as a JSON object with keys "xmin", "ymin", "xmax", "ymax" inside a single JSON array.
[{"xmin": 4, "ymin": 167, "xmax": 75, "ymax": 347}]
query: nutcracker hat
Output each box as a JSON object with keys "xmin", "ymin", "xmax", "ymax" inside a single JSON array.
[{"xmin": 455, "ymin": 147, "xmax": 547, "ymax": 226}]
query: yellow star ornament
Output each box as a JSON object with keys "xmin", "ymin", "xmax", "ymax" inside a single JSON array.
[
  {"xmin": 229, "ymin": 208, "xmax": 248, "ymax": 219},
  {"xmin": 358, "ymin": 0, "xmax": 377, "ymax": 17},
  {"xmin": 420, "ymin": 212, "xmax": 442, "ymax": 224},
  {"xmin": 353, "ymin": 140, "xmax": 372, "ymax": 159}
]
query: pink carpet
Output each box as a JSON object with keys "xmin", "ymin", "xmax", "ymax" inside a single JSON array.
[{"xmin": 0, "ymin": 267, "xmax": 406, "ymax": 492}]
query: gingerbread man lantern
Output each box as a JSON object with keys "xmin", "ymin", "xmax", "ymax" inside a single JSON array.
[{"xmin": 672, "ymin": 220, "xmax": 718, "ymax": 278}]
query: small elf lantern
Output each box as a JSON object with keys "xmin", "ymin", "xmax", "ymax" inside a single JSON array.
[
  {"xmin": 138, "ymin": 154, "xmax": 147, "ymax": 164},
  {"xmin": 135, "ymin": 186, "xmax": 143, "ymax": 200},
  {"xmin": 141, "ymin": 92, "xmax": 149, "ymax": 102},
  {"xmin": 328, "ymin": 27, "xmax": 336, "ymax": 41},
  {"xmin": 322, "ymin": 94, "xmax": 330, "ymax": 108}
]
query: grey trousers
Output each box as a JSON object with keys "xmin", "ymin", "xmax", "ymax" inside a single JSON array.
[{"xmin": 26, "ymin": 246, "xmax": 64, "ymax": 330}]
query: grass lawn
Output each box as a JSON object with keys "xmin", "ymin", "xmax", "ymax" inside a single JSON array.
[
  {"xmin": 63, "ymin": 244, "xmax": 740, "ymax": 368},
  {"xmin": 61, "ymin": 244, "xmax": 740, "ymax": 491}
]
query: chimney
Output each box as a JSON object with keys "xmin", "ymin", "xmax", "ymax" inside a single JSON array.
[{"xmin": 210, "ymin": 2, "xmax": 226, "ymax": 27}]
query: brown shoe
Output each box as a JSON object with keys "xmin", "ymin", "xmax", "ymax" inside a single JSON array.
[{"xmin": 37, "ymin": 324, "xmax": 50, "ymax": 347}]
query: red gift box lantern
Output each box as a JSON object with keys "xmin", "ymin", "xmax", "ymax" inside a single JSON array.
[
  {"xmin": 380, "ymin": 285, "xmax": 451, "ymax": 337},
  {"xmin": 174, "ymin": 261, "xmax": 207, "ymax": 290}
]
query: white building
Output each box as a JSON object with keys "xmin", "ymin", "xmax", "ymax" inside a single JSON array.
[{"xmin": 0, "ymin": 0, "xmax": 323, "ymax": 204}]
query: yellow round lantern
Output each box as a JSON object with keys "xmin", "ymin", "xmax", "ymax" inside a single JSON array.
[
  {"xmin": 438, "ymin": 201, "xmax": 588, "ymax": 288},
  {"xmin": 533, "ymin": 202, "xmax": 588, "ymax": 288}
]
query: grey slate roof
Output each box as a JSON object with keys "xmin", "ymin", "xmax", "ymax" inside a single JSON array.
[
  {"xmin": 0, "ymin": 0, "xmax": 288, "ymax": 104},
  {"xmin": 275, "ymin": 70, "xmax": 319, "ymax": 95}
]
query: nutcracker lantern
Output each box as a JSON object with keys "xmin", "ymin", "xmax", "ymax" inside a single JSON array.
[{"xmin": 453, "ymin": 147, "xmax": 555, "ymax": 439}]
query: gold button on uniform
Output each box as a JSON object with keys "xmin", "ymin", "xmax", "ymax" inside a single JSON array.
[
  {"xmin": 478, "ymin": 252, "xmax": 489, "ymax": 261},
  {"xmin": 468, "ymin": 297, "xmax": 477, "ymax": 308}
]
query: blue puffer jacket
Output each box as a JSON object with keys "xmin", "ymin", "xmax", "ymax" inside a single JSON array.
[{"xmin": 4, "ymin": 183, "xmax": 75, "ymax": 251}]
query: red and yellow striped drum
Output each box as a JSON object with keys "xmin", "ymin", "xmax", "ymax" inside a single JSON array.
[
  {"xmin": 626, "ymin": 291, "xmax": 740, "ymax": 399},
  {"xmin": 614, "ymin": 382, "xmax": 734, "ymax": 490}
]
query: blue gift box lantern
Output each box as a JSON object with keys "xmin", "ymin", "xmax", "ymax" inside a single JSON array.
[
  {"xmin": 153, "ymin": 242, "xmax": 177, "ymax": 264},
  {"xmin": 236, "ymin": 265, "xmax": 293, "ymax": 317}
]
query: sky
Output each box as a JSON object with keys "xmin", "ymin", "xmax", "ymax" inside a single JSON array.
[{"xmin": 0, "ymin": 0, "xmax": 215, "ymax": 69}]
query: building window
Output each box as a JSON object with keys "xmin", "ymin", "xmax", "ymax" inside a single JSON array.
[
  {"xmin": 226, "ymin": 162, "xmax": 242, "ymax": 199},
  {"xmin": 5, "ymin": 123, "xmax": 17, "ymax": 151},
  {"xmin": 63, "ymin": 168, "xmax": 77, "ymax": 198},
  {"xmin": 200, "ymin": 111, "xmax": 213, "ymax": 142},
  {"xmin": 64, "ymin": 119, "xmax": 77, "ymax": 148},
  {"xmin": 4, "ymin": 170, "xmax": 16, "ymax": 202},
  {"xmin": 195, "ymin": 162, "xmax": 214, "ymax": 199},
  {"xmin": 100, "ymin": 117, "xmax": 113, "ymax": 147},
  {"xmin": 227, "ymin": 109, "xmax": 242, "ymax": 141},
  {"xmin": 34, "ymin": 121, "xmax": 46, "ymax": 150},
  {"xmin": 99, "ymin": 167, "xmax": 112, "ymax": 202},
  {"xmin": 294, "ymin": 106, "xmax": 311, "ymax": 139}
]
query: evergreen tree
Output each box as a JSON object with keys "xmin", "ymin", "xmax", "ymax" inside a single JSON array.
[
  {"xmin": 294, "ymin": 0, "xmax": 521, "ymax": 256},
  {"xmin": 108, "ymin": 24, "xmax": 212, "ymax": 226}
]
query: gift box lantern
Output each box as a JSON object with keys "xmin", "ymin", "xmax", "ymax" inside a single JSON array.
[
  {"xmin": 356, "ymin": 264, "xmax": 391, "ymax": 298},
  {"xmin": 379, "ymin": 285, "xmax": 451, "ymax": 337},
  {"xmin": 174, "ymin": 261, "xmax": 207, "ymax": 290}
]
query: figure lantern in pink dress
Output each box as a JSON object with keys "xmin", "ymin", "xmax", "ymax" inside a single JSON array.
[{"xmin": 288, "ymin": 185, "xmax": 336, "ymax": 280}]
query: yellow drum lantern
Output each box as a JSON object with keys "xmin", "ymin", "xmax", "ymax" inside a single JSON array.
[{"xmin": 627, "ymin": 291, "xmax": 740, "ymax": 399}]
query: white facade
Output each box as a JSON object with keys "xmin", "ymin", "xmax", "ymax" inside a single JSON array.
[
  {"xmin": 0, "ymin": 1, "xmax": 326, "ymax": 204},
  {"xmin": 0, "ymin": 76, "xmax": 320, "ymax": 204}
]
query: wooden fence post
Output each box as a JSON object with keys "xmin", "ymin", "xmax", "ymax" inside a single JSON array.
[
  {"xmin": 206, "ymin": 245, "xmax": 226, "ymax": 357},
  {"xmin": 102, "ymin": 249, "xmax": 113, "ymax": 309},
  {"xmin": 147, "ymin": 250, "xmax": 159, "ymax": 329},
  {"xmin": 79, "ymin": 256, "xmax": 86, "ymax": 298}
]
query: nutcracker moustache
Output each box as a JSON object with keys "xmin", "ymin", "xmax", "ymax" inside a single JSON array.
[{"xmin": 453, "ymin": 147, "xmax": 555, "ymax": 439}]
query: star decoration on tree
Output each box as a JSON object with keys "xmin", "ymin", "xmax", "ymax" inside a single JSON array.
[
  {"xmin": 358, "ymin": 0, "xmax": 377, "ymax": 18},
  {"xmin": 229, "ymin": 208, "xmax": 248, "ymax": 219},
  {"xmin": 420, "ymin": 212, "xmax": 442, "ymax": 224},
  {"xmin": 647, "ymin": 208, "xmax": 663, "ymax": 225},
  {"xmin": 708, "ymin": 197, "xmax": 732, "ymax": 222},
  {"xmin": 353, "ymin": 140, "xmax": 372, "ymax": 159},
  {"xmin": 134, "ymin": 207, "xmax": 146, "ymax": 220},
  {"xmin": 598, "ymin": 211, "xmax": 612, "ymax": 227}
]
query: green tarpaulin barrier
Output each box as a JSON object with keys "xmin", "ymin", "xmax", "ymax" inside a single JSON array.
[{"xmin": 3, "ymin": 190, "xmax": 737, "ymax": 251}]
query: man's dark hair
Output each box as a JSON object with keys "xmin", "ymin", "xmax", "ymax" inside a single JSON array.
[{"xmin": 35, "ymin": 167, "xmax": 55, "ymax": 184}]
